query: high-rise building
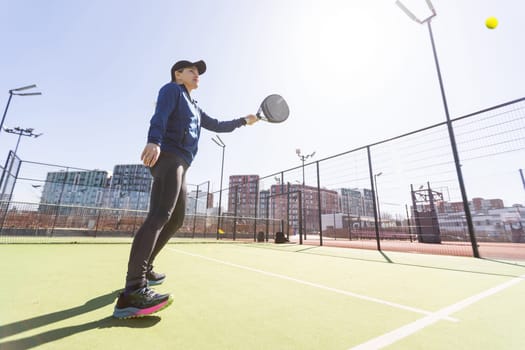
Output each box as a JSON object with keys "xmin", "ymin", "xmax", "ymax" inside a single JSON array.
[
  {"xmin": 435, "ymin": 197, "xmax": 505, "ymax": 214},
  {"xmin": 338, "ymin": 188, "xmax": 374, "ymax": 217},
  {"xmin": 107, "ymin": 164, "xmax": 152, "ymax": 210},
  {"xmin": 40, "ymin": 170, "xmax": 108, "ymax": 211},
  {"xmin": 259, "ymin": 189, "xmax": 270, "ymax": 219},
  {"xmin": 472, "ymin": 197, "xmax": 505, "ymax": 211},
  {"xmin": 339, "ymin": 188, "xmax": 358, "ymax": 215},
  {"xmin": 227, "ymin": 175, "xmax": 259, "ymax": 218},
  {"xmin": 268, "ymin": 183, "xmax": 338, "ymax": 234}
]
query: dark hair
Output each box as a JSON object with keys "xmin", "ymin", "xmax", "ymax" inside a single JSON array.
[{"xmin": 171, "ymin": 69, "xmax": 184, "ymax": 82}]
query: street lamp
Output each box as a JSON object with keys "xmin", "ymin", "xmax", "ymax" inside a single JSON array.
[
  {"xmin": 396, "ymin": 0, "xmax": 479, "ymax": 257},
  {"xmin": 3, "ymin": 126, "xmax": 43, "ymax": 157},
  {"xmin": 296, "ymin": 148, "xmax": 315, "ymax": 239},
  {"xmin": 374, "ymin": 172, "xmax": 383, "ymax": 231},
  {"xmin": 296, "ymin": 148, "xmax": 316, "ymax": 187},
  {"xmin": 212, "ymin": 135, "xmax": 226, "ymax": 239},
  {"xmin": 1, "ymin": 85, "xmax": 42, "ymax": 137}
]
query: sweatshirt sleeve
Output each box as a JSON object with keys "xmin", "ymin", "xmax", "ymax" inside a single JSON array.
[
  {"xmin": 200, "ymin": 108, "xmax": 247, "ymax": 133},
  {"xmin": 147, "ymin": 84, "xmax": 180, "ymax": 145}
]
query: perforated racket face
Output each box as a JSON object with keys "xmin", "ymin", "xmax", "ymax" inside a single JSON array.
[{"xmin": 259, "ymin": 94, "xmax": 289, "ymax": 123}]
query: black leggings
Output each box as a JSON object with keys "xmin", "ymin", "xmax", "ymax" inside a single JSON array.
[{"xmin": 125, "ymin": 152, "xmax": 188, "ymax": 290}]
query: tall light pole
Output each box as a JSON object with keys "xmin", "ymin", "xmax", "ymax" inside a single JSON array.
[
  {"xmin": 296, "ymin": 148, "xmax": 315, "ymax": 239},
  {"xmin": 212, "ymin": 135, "xmax": 226, "ymax": 239},
  {"xmin": 396, "ymin": 0, "xmax": 479, "ymax": 258},
  {"xmin": 1, "ymin": 85, "xmax": 42, "ymax": 137},
  {"xmin": 374, "ymin": 172, "xmax": 383, "ymax": 231},
  {"xmin": 4, "ymin": 127, "xmax": 43, "ymax": 157}
]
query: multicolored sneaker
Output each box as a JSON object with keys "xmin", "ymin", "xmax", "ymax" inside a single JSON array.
[
  {"xmin": 113, "ymin": 287, "xmax": 173, "ymax": 319},
  {"xmin": 146, "ymin": 265, "xmax": 166, "ymax": 286}
]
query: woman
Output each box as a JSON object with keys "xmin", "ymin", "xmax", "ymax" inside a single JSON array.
[{"xmin": 113, "ymin": 59, "xmax": 258, "ymax": 319}]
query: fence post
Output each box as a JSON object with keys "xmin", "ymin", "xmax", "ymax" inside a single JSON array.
[
  {"xmin": 0, "ymin": 151, "xmax": 13, "ymax": 233},
  {"xmin": 298, "ymin": 191, "xmax": 303, "ymax": 245},
  {"xmin": 316, "ymin": 161, "xmax": 323, "ymax": 246},
  {"xmin": 286, "ymin": 182, "xmax": 290, "ymax": 241},
  {"xmin": 233, "ymin": 185, "xmax": 238, "ymax": 241},
  {"xmin": 94, "ymin": 208, "xmax": 102, "ymax": 238},
  {"xmin": 192, "ymin": 184, "xmax": 200, "ymax": 238},
  {"xmin": 253, "ymin": 180, "xmax": 259, "ymax": 242},
  {"xmin": 367, "ymin": 146, "xmax": 381, "ymax": 251},
  {"xmin": 265, "ymin": 192, "xmax": 269, "ymax": 242}
]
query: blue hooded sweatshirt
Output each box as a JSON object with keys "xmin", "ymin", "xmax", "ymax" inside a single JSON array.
[{"xmin": 147, "ymin": 83, "xmax": 246, "ymax": 165}]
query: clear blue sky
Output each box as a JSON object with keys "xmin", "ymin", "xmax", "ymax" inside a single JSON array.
[{"xmin": 1, "ymin": 0, "xmax": 524, "ymax": 205}]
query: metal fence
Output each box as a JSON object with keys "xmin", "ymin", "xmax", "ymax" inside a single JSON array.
[
  {"xmin": 0, "ymin": 201, "xmax": 284, "ymax": 244},
  {"xmin": 1, "ymin": 97, "xmax": 524, "ymax": 260}
]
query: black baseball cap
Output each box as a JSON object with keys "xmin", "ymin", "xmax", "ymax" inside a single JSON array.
[{"xmin": 171, "ymin": 60, "xmax": 206, "ymax": 80}]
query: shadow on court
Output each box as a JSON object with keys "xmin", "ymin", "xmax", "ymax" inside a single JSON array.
[
  {"xmin": 483, "ymin": 258, "xmax": 525, "ymax": 268},
  {"xmin": 379, "ymin": 250, "xmax": 393, "ymax": 263},
  {"xmin": 248, "ymin": 244, "xmax": 525, "ymax": 278},
  {"xmin": 0, "ymin": 289, "xmax": 161, "ymax": 350}
]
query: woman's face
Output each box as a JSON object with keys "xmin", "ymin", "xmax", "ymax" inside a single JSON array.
[{"xmin": 176, "ymin": 66, "xmax": 200, "ymax": 91}]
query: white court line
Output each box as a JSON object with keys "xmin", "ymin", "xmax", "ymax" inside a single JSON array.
[
  {"xmin": 349, "ymin": 274, "xmax": 525, "ymax": 350},
  {"xmin": 169, "ymin": 247, "xmax": 457, "ymax": 322}
]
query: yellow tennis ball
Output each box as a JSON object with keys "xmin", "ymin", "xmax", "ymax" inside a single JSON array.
[{"xmin": 485, "ymin": 16, "xmax": 498, "ymax": 29}]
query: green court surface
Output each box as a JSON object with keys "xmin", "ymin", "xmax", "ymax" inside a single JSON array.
[{"xmin": 1, "ymin": 242, "xmax": 524, "ymax": 350}]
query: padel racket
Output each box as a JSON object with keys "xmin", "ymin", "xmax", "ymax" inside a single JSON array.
[{"xmin": 256, "ymin": 94, "xmax": 289, "ymax": 123}]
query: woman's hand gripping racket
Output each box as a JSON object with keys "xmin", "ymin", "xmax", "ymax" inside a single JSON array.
[{"xmin": 256, "ymin": 94, "xmax": 289, "ymax": 123}]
